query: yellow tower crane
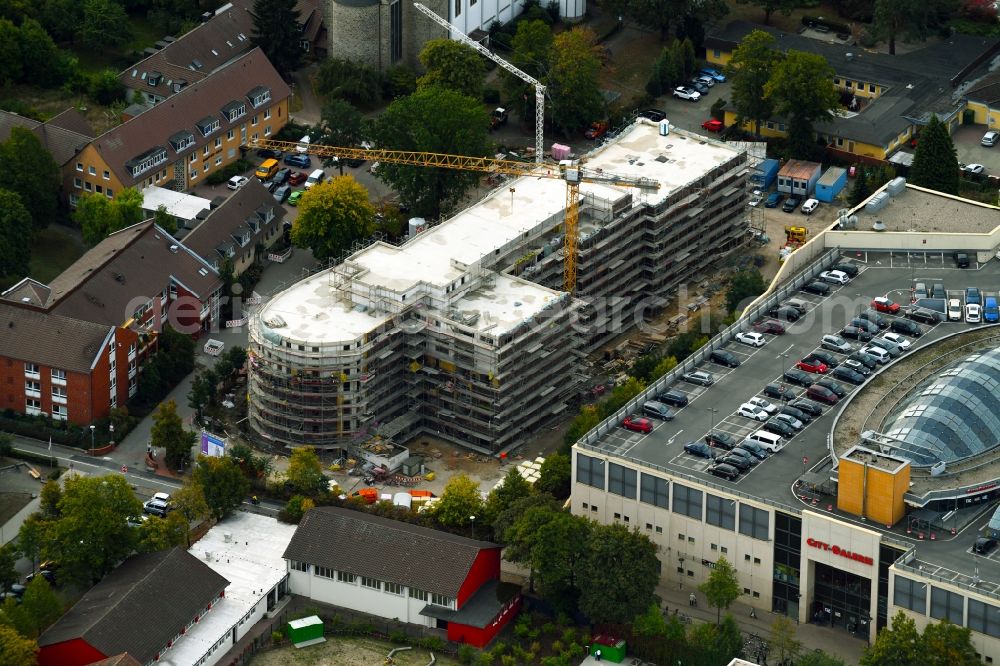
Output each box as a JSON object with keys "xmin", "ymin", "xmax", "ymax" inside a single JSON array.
[{"xmin": 248, "ymin": 138, "xmax": 660, "ymax": 292}]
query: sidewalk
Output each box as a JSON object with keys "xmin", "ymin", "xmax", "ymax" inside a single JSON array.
[{"xmin": 658, "ymin": 583, "xmax": 866, "ymax": 666}]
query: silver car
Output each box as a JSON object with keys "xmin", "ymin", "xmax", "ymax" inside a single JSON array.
[{"xmin": 682, "ymin": 370, "xmax": 715, "ymax": 386}]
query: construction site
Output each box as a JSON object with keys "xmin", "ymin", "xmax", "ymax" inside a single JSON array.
[{"xmin": 247, "ymin": 119, "xmax": 753, "ymax": 454}]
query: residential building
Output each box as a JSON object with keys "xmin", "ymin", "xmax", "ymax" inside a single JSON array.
[
  {"xmin": 965, "ymin": 70, "xmax": 1000, "ymax": 130},
  {"xmin": 248, "ymin": 120, "xmax": 748, "ymax": 452},
  {"xmin": 283, "ymin": 506, "xmax": 520, "ymax": 647},
  {"xmin": 707, "ymin": 21, "xmax": 1000, "ymax": 160},
  {"xmin": 180, "ymin": 178, "xmax": 286, "ymax": 276},
  {"xmin": 37, "ymin": 548, "xmax": 229, "ymax": 666},
  {"xmin": 71, "ymin": 48, "xmax": 290, "ymax": 206},
  {"xmin": 0, "ymin": 301, "xmax": 130, "ymax": 424}
]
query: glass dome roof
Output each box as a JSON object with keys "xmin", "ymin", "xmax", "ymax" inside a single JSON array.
[{"xmin": 884, "ymin": 347, "xmax": 1000, "ymax": 467}]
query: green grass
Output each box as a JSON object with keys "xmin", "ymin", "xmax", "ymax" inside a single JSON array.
[{"xmin": 28, "ymin": 226, "xmax": 85, "ymax": 284}]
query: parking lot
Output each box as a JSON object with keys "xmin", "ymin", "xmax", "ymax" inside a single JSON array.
[
  {"xmin": 952, "ymin": 125, "xmax": 1000, "ymax": 177},
  {"xmin": 590, "ymin": 255, "xmax": 1000, "ymax": 503}
]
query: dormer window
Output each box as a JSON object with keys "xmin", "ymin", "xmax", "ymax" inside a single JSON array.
[
  {"xmin": 148, "ymin": 71, "xmax": 163, "ymax": 87},
  {"xmin": 126, "ymin": 147, "xmax": 168, "ymax": 177},
  {"xmin": 247, "ymin": 86, "xmax": 271, "ymax": 108},
  {"xmin": 196, "ymin": 116, "xmax": 220, "ymax": 137},
  {"xmin": 168, "ymin": 130, "xmax": 195, "ymax": 152},
  {"xmin": 172, "ymin": 79, "xmax": 188, "ymax": 93},
  {"xmin": 221, "ymin": 101, "xmax": 246, "ymax": 123},
  {"xmin": 189, "ymin": 59, "xmax": 204, "ymax": 71}
]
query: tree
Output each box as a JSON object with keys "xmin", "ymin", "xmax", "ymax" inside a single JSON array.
[
  {"xmin": 910, "ymin": 115, "xmax": 959, "ymax": 195},
  {"xmin": 797, "ymin": 651, "xmax": 847, "ymax": 666},
  {"xmin": 291, "ymin": 176, "xmax": 375, "ymax": 262},
  {"xmin": 920, "ymin": 620, "xmax": 978, "ymax": 665},
  {"xmin": 170, "ymin": 481, "xmax": 210, "ymax": 545},
  {"xmin": 725, "ymin": 30, "xmax": 780, "ymax": 138},
  {"xmin": 652, "ymin": 355, "xmax": 678, "ymax": 379},
  {"xmin": 16, "ymin": 515, "xmax": 48, "ymax": 571},
  {"xmin": 699, "ymin": 556, "xmax": 741, "ymax": 625},
  {"xmin": 287, "ymin": 448, "xmax": 327, "ymax": 495},
  {"xmin": 418, "ymin": 39, "xmax": 486, "ymax": 100},
  {"xmin": 136, "ymin": 514, "xmax": 187, "ymax": 552},
  {"xmin": 0, "ymin": 127, "xmax": 60, "ymax": 231},
  {"xmin": 725, "ymin": 268, "xmax": 767, "ymax": 313},
  {"xmin": 373, "ymin": 87, "xmax": 490, "ymax": 218},
  {"xmin": 547, "ymin": 28, "xmax": 604, "ymax": 137},
  {"xmin": 1, "ymin": 576, "xmax": 61, "ymax": 638},
  {"xmin": 251, "ymin": 0, "xmax": 302, "ymax": 76},
  {"xmin": 687, "ymin": 614, "xmax": 743, "ymax": 665},
  {"xmin": 505, "ymin": 19, "xmax": 553, "ymax": 110},
  {"xmin": 0, "ymin": 624, "xmax": 37, "ymax": 666},
  {"xmin": 737, "ymin": 0, "xmax": 795, "ymax": 24},
  {"xmin": 151, "ymin": 400, "xmax": 196, "ymax": 470},
  {"xmin": 849, "ymin": 167, "xmax": 872, "ymax": 206},
  {"xmin": 17, "ymin": 18, "xmax": 67, "ymax": 88},
  {"xmin": 861, "ymin": 610, "xmax": 922, "ymax": 666},
  {"xmin": 578, "ymin": 522, "xmax": 657, "ymax": 625},
  {"xmin": 764, "ymin": 50, "xmax": 840, "ymax": 159},
  {"xmin": 80, "ymin": 0, "xmax": 132, "ymax": 49},
  {"xmin": 768, "ymin": 616, "xmax": 802, "ymax": 665},
  {"xmin": 153, "ymin": 205, "xmax": 177, "ymax": 235},
  {"xmin": 533, "ymin": 512, "xmax": 592, "ymax": 611},
  {"xmin": 0, "ymin": 543, "xmax": 18, "ymax": 591},
  {"xmin": 0, "ymin": 190, "xmax": 32, "ymax": 279},
  {"xmin": 315, "ymin": 99, "xmax": 364, "ymax": 175},
  {"xmin": 187, "ymin": 371, "xmax": 213, "ymax": 421},
  {"xmin": 0, "ymin": 19, "xmax": 22, "ymax": 85},
  {"xmin": 192, "ymin": 455, "xmax": 250, "ymax": 520},
  {"xmin": 484, "ymin": 467, "xmax": 533, "ymax": 526},
  {"xmin": 871, "ymin": 0, "xmax": 946, "ymax": 55},
  {"xmin": 45, "ymin": 474, "xmax": 142, "ymax": 586},
  {"xmin": 536, "ymin": 452, "xmax": 570, "ymax": 499},
  {"xmin": 432, "ymin": 474, "xmax": 485, "ymax": 530},
  {"xmin": 315, "ymin": 58, "xmax": 382, "ymax": 107},
  {"xmin": 74, "ymin": 187, "xmax": 146, "ymax": 245}
]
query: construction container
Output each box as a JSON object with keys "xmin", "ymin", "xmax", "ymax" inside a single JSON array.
[
  {"xmin": 401, "ymin": 456, "xmax": 423, "ymax": 476},
  {"xmin": 287, "ymin": 616, "xmax": 324, "ymax": 644}
]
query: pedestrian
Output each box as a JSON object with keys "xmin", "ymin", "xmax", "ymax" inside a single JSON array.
[
  {"xmin": 689, "ymin": 592, "xmax": 697, "ymax": 607},
  {"xmin": 595, "ymin": 649, "xmax": 602, "ymax": 661}
]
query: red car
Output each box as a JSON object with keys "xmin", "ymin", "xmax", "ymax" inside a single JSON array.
[
  {"xmin": 753, "ymin": 320, "xmax": 786, "ymax": 335},
  {"xmin": 287, "ymin": 171, "xmax": 307, "ymax": 186},
  {"xmin": 796, "ymin": 357, "xmax": 829, "ymax": 374},
  {"xmin": 585, "ymin": 121, "xmax": 609, "ymax": 140},
  {"xmin": 871, "ymin": 296, "xmax": 900, "ymax": 314},
  {"xmin": 806, "ymin": 385, "xmax": 840, "ymax": 405},
  {"xmin": 701, "ymin": 119, "xmax": 724, "ymax": 132},
  {"xmin": 622, "ymin": 415, "xmax": 653, "ymax": 433}
]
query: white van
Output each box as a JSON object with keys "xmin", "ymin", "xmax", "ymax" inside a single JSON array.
[
  {"xmin": 745, "ymin": 429, "xmax": 783, "ymax": 453},
  {"xmin": 305, "ymin": 169, "xmax": 325, "ymax": 189}
]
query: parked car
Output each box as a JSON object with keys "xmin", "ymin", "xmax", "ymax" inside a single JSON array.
[
  {"xmin": 767, "ymin": 305, "xmax": 801, "ymax": 322},
  {"xmin": 870, "ymin": 296, "xmax": 900, "ymax": 314},
  {"xmin": 709, "ymin": 463, "xmax": 740, "ymax": 480},
  {"xmin": 638, "ymin": 108, "xmax": 667, "ymax": 121},
  {"xmin": 841, "ymin": 326, "xmax": 873, "ymax": 342},
  {"xmin": 985, "ymin": 296, "xmax": 999, "ymax": 323},
  {"xmin": 848, "ymin": 351, "xmax": 878, "ymax": 370},
  {"xmin": 682, "ymin": 371, "xmax": 715, "ymax": 386},
  {"xmin": 889, "ymin": 319, "xmax": 922, "ymax": 337},
  {"xmin": 287, "ymin": 171, "xmax": 307, "ymax": 186},
  {"xmin": 672, "ymin": 86, "xmax": 701, "ymax": 101},
  {"xmin": 684, "ymin": 441, "xmax": 715, "ymax": 459},
  {"xmin": 746, "ymin": 397, "xmax": 777, "ymax": 414},
  {"xmin": 726, "ymin": 447, "xmax": 759, "ymax": 466},
  {"xmin": 709, "ymin": 349, "xmax": 741, "ymax": 368},
  {"xmin": 809, "ymin": 351, "xmax": 839, "ymax": 368},
  {"xmin": 800, "ymin": 198, "xmax": 819, "ymax": 215},
  {"xmin": 779, "ymin": 405, "xmax": 812, "ymax": 424},
  {"xmin": 842, "ymin": 359, "xmax": 872, "ymax": 376},
  {"xmin": 871, "ymin": 337, "xmax": 903, "ymax": 357},
  {"xmin": 913, "ymin": 282, "xmax": 929, "ymax": 300},
  {"xmin": 789, "ymin": 398, "xmax": 824, "ymax": 417},
  {"xmin": 772, "ymin": 413, "xmax": 804, "ymax": 430},
  {"xmin": 256, "ymin": 148, "xmax": 283, "ymax": 159},
  {"xmin": 861, "ymin": 345, "xmax": 892, "ymax": 364},
  {"xmin": 273, "ymin": 184, "xmax": 292, "ymax": 203},
  {"xmin": 735, "ymin": 331, "xmax": 766, "ymax": 347},
  {"xmin": 967, "ymin": 303, "xmax": 982, "ymax": 323},
  {"xmin": 738, "ymin": 403, "xmax": 770, "ymax": 421},
  {"xmin": 748, "ymin": 190, "xmax": 764, "ymax": 207},
  {"xmin": 737, "ymin": 441, "xmax": 769, "ymax": 460},
  {"xmin": 931, "ymin": 283, "xmax": 946, "ymax": 300},
  {"xmin": 288, "ymin": 190, "xmax": 304, "ymax": 206},
  {"xmin": 762, "ymin": 419, "xmax": 795, "ymax": 438},
  {"xmin": 832, "ymin": 366, "xmax": 866, "ymax": 385},
  {"xmin": 694, "ymin": 74, "xmax": 716, "ymax": 88},
  {"xmin": 719, "ymin": 454, "xmax": 752, "ymax": 472},
  {"xmin": 797, "ymin": 357, "xmax": 828, "ymax": 374},
  {"xmin": 851, "ymin": 318, "xmax": 879, "ymax": 335},
  {"xmin": 284, "ymin": 153, "xmax": 311, "ymax": 169},
  {"xmin": 705, "ymin": 431, "xmax": 737, "ymax": 450},
  {"xmin": 881, "ymin": 332, "xmax": 912, "ymax": 350},
  {"xmin": 781, "ymin": 197, "xmax": 801, "ymax": 213},
  {"xmin": 622, "ymin": 415, "xmax": 653, "ymax": 433},
  {"xmin": 954, "ymin": 251, "xmax": 970, "ymax": 268},
  {"xmin": 763, "ymin": 383, "xmax": 797, "ymax": 401},
  {"xmin": 907, "ymin": 308, "xmax": 942, "ymax": 324},
  {"xmin": 700, "ymin": 67, "xmax": 726, "ymax": 82},
  {"xmin": 983, "ymin": 131, "xmax": 1000, "ymax": 147},
  {"xmin": 832, "ymin": 262, "xmax": 859, "ymax": 277},
  {"xmin": 783, "ymin": 368, "xmax": 813, "ymax": 386},
  {"xmin": 272, "ymin": 168, "xmax": 291, "ymax": 185},
  {"xmin": 814, "ymin": 378, "xmax": 847, "ymax": 397},
  {"xmin": 701, "ymin": 119, "xmax": 724, "ymax": 132},
  {"xmin": 688, "ymin": 80, "xmax": 710, "ymax": 94},
  {"xmin": 974, "ymin": 537, "xmax": 998, "ymax": 554},
  {"xmin": 227, "ymin": 175, "xmax": 249, "ymax": 190},
  {"xmin": 806, "ymin": 384, "xmax": 840, "ymax": 404},
  {"xmin": 966, "ymin": 287, "xmax": 982, "ymax": 306},
  {"xmin": 657, "ymin": 390, "xmax": 689, "ymax": 407},
  {"xmin": 948, "ymin": 298, "xmax": 963, "ymax": 321},
  {"xmin": 801, "ymin": 281, "xmax": 830, "ymax": 296},
  {"xmin": 857, "ymin": 310, "xmax": 888, "ymax": 329},
  {"xmin": 764, "ymin": 192, "xmax": 785, "ymax": 208},
  {"xmin": 754, "ymin": 320, "xmax": 786, "ymax": 335},
  {"xmin": 821, "ymin": 334, "xmax": 853, "ymax": 353},
  {"xmin": 642, "ymin": 401, "xmax": 675, "ymax": 420},
  {"xmin": 962, "ymin": 163, "xmax": 986, "ymax": 176}
]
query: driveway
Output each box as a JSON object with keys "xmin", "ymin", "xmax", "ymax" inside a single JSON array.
[
  {"xmin": 652, "ymin": 80, "xmax": 730, "ymax": 134},
  {"xmin": 952, "ymin": 125, "xmax": 1000, "ymax": 176}
]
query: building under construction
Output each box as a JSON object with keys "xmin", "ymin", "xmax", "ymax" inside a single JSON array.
[{"xmin": 247, "ymin": 120, "xmax": 749, "ymax": 453}]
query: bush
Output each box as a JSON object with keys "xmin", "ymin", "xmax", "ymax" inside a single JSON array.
[
  {"xmin": 388, "ymin": 629, "xmax": 408, "ymax": 644},
  {"xmin": 483, "ymin": 88, "xmax": 501, "ymax": 104},
  {"xmin": 88, "ymin": 70, "xmax": 127, "ymax": 106},
  {"xmin": 271, "ymin": 630, "xmax": 284, "ymax": 644},
  {"xmin": 384, "ymin": 65, "xmax": 417, "ymax": 98},
  {"xmin": 418, "ymin": 636, "xmax": 446, "ymax": 651},
  {"xmin": 457, "ymin": 644, "xmax": 478, "ymax": 664}
]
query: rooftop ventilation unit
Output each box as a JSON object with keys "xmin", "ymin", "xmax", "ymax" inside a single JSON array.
[
  {"xmin": 872, "ymin": 220, "xmax": 887, "ymax": 232},
  {"xmin": 886, "ymin": 177, "xmax": 906, "ymax": 196}
]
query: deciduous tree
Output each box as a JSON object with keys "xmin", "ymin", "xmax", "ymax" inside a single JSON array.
[
  {"xmin": 533, "ymin": 512, "xmax": 592, "ymax": 611},
  {"xmin": 484, "ymin": 467, "xmax": 533, "ymax": 525},
  {"xmin": 699, "ymin": 556, "xmax": 741, "ymax": 625},
  {"xmin": 315, "ymin": 58, "xmax": 382, "ymax": 107},
  {"xmin": 920, "ymin": 619, "xmax": 978, "ymax": 665},
  {"xmin": 687, "ymin": 614, "xmax": 743, "ymax": 665},
  {"xmin": 726, "ymin": 30, "xmax": 780, "ymax": 138},
  {"xmin": 192, "ymin": 455, "xmax": 250, "ymax": 520},
  {"xmin": 0, "ymin": 543, "xmax": 18, "ymax": 591},
  {"xmin": 291, "ymin": 175, "xmax": 375, "ymax": 261},
  {"xmin": 251, "ymin": 0, "xmax": 302, "ymax": 76},
  {"xmin": 861, "ymin": 610, "xmax": 922, "ymax": 666},
  {"xmin": 136, "ymin": 514, "xmax": 187, "ymax": 552},
  {"xmin": 170, "ymin": 481, "xmax": 210, "ymax": 546},
  {"xmin": 764, "ymin": 50, "xmax": 839, "ymax": 159},
  {"xmin": 536, "ymin": 452, "xmax": 570, "ymax": 499},
  {"xmin": 16, "ymin": 515, "xmax": 48, "ymax": 571},
  {"xmin": 151, "ymin": 399, "xmax": 195, "ymax": 470},
  {"xmin": 726, "ymin": 268, "xmax": 767, "ymax": 314},
  {"xmin": 769, "ymin": 616, "xmax": 802, "ymax": 664},
  {"xmin": 797, "ymin": 651, "xmax": 847, "ymax": 666},
  {"xmin": 18, "ymin": 18, "xmax": 68, "ymax": 87},
  {"xmin": 432, "ymin": 474, "xmax": 485, "ymax": 531},
  {"xmin": 547, "ymin": 28, "xmax": 603, "ymax": 137},
  {"xmin": 373, "ymin": 87, "xmax": 490, "ymax": 218},
  {"xmin": 0, "ymin": 624, "xmax": 37, "ymax": 666},
  {"xmin": 578, "ymin": 522, "xmax": 658, "ymax": 624},
  {"xmin": 0, "ymin": 19, "xmax": 22, "ymax": 85},
  {"xmin": 418, "ymin": 39, "xmax": 486, "ymax": 99},
  {"xmin": 910, "ymin": 115, "xmax": 959, "ymax": 195},
  {"xmin": 315, "ymin": 99, "xmax": 364, "ymax": 175},
  {"xmin": 80, "ymin": 0, "xmax": 132, "ymax": 49},
  {"xmin": 287, "ymin": 448, "xmax": 327, "ymax": 496},
  {"xmin": 0, "ymin": 190, "xmax": 32, "ymax": 279},
  {"xmin": 0, "ymin": 128, "xmax": 60, "ymax": 231}
]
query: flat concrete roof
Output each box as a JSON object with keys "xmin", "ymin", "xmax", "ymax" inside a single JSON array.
[
  {"xmin": 163, "ymin": 512, "xmax": 297, "ymax": 666},
  {"xmin": 853, "ymin": 185, "xmax": 1000, "ymax": 234},
  {"xmin": 141, "ymin": 185, "xmax": 212, "ymax": 221}
]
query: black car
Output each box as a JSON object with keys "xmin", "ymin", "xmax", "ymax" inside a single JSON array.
[
  {"xmin": 710, "ymin": 349, "xmax": 741, "ymax": 368},
  {"xmin": 705, "ymin": 431, "xmax": 737, "ymax": 450},
  {"xmin": 851, "ymin": 318, "xmax": 879, "ymax": 335},
  {"xmin": 719, "ymin": 454, "xmax": 751, "ymax": 472},
  {"xmin": 809, "ymin": 350, "xmax": 840, "ymax": 368},
  {"xmin": 688, "ymin": 80, "xmax": 710, "ymax": 94},
  {"xmin": 814, "ymin": 378, "xmax": 847, "ymax": 397},
  {"xmin": 684, "ymin": 442, "xmax": 715, "ymax": 459},
  {"xmin": 907, "ymin": 308, "xmax": 943, "ymax": 324},
  {"xmin": 955, "ymin": 252, "xmax": 970, "ymax": 268},
  {"xmin": 832, "ymin": 366, "xmax": 866, "ymax": 385},
  {"xmin": 801, "ymin": 281, "xmax": 830, "ymax": 296},
  {"xmin": 657, "ymin": 390, "xmax": 690, "ymax": 408},
  {"xmin": 931, "ymin": 283, "xmax": 946, "ymax": 299},
  {"xmin": 24, "ymin": 569, "xmax": 56, "ymax": 586},
  {"xmin": 857, "ymin": 310, "xmax": 889, "ymax": 329},
  {"xmin": 833, "ymin": 262, "xmax": 860, "ymax": 277},
  {"xmin": 754, "ymin": 320, "xmax": 786, "ymax": 335},
  {"xmin": 779, "ymin": 405, "xmax": 812, "ymax": 424},
  {"xmin": 709, "ymin": 463, "xmax": 740, "ymax": 481},
  {"xmin": 974, "ymin": 537, "xmax": 998, "ymax": 554},
  {"xmin": 273, "ymin": 184, "xmax": 292, "ymax": 203},
  {"xmin": 263, "ymin": 179, "xmax": 280, "ymax": 193},
  {"xmin": 782, "ymin": 197, "xmax": 801, "ymax": 213},
  {"xmin": 726, "ymin": 447, "xmax": 759, "ymax": 466},
  {"xmin": 639, "ymin": 108, "xmax": 667, "ymax": 121},
  {"xmin": 768, "ymin": 305, "xmax": 801, "ymax": 322},
  {"xmin": 842, "ymin": 359, "xmax": 872, "ymax": 376},
  {"xmin": 783, "ymin": 368, "xmax": 813, "ymax": 387},
  {"xmin": 847, "ymin": 351, "xmax": 878, "ymax": 370},
  {"xmin": 789, "ymin": 398, "xmax": 823, "ymax": 417},
  {"xmin": 763, "ymin": 382, "xmax": 798, "ymax": 401},
  {"xmin": 841, "ymin": 326, "xmax": 873, "ymax": 342},
  {"xmin": 738, "ymin": 441, "xmax": 769, "ymax": 460},
  {"xmin": 762, "ymin": 419, "xmax": 795, "ymax": 438},
  {"xmin": 256, "ymin": 148, "xmax": 283, "ymax": 159},
  {"xmin": 271, "ymin": 168, "xmax": 291, "ymax": 185},
  {"xmin": 890, "ymin": 319, "xmax": 923, "ymax": 337}
]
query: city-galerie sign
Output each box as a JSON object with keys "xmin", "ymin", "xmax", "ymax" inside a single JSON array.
[{"xmin": 806, "ymin": 537, "xmax": 874, "ymax": 566}]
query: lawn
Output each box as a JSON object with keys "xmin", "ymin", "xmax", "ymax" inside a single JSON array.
[
  {"xmin": 250, "ymin": 636, "xmax": 462, "ymax": 666},
  {"xmin": 28, "ymin": 226, "xmax": 85, "ymax": 284}
]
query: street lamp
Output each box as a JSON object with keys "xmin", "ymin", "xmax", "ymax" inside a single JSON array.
[
  {"xmin": 778, "ymin": 352, "xmax": 790, "ymax": 378},
  {"xmin": 89, "ymin": 424, "xmax": 96, "ymax": 455},
  {"xmin": 708, "ymin": 408, "xmax": 718, "ymax": 434},
  {"xmin": 470, "ymin": 515, "xmax": 476, "ymax": 539}
]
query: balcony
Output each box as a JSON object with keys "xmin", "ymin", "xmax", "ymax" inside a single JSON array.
[
  {"xmin": 25, "ymin": 389, "xmax": 41, "ymax": 399},
  {"xmin": 24, "ymin": 370, "xmax": 40, "ymax": 380},
  {"xmin": 51, "ymin": 394, "xmax": 67, "ymax": 405},
  {"xmin": 51, "ymin": 376, "xmax": 67, "ymax": 387},
  {"xmin": 25, "ymin": 406, "xmax": 43, "ymax": 417}
]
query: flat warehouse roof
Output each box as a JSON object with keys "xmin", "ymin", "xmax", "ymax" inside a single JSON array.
[
  {"xmin": 853, "ymin": 185, "xmax": 1000, "ymax": 234},
  {"xmin": 140, "ymin": 185, "xmax": 212, "ymax": 220}
]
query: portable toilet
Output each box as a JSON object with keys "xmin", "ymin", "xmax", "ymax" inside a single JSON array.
[{"xmin": 287, "ymin": 616, "xmax": 324, "ymax": 645}]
